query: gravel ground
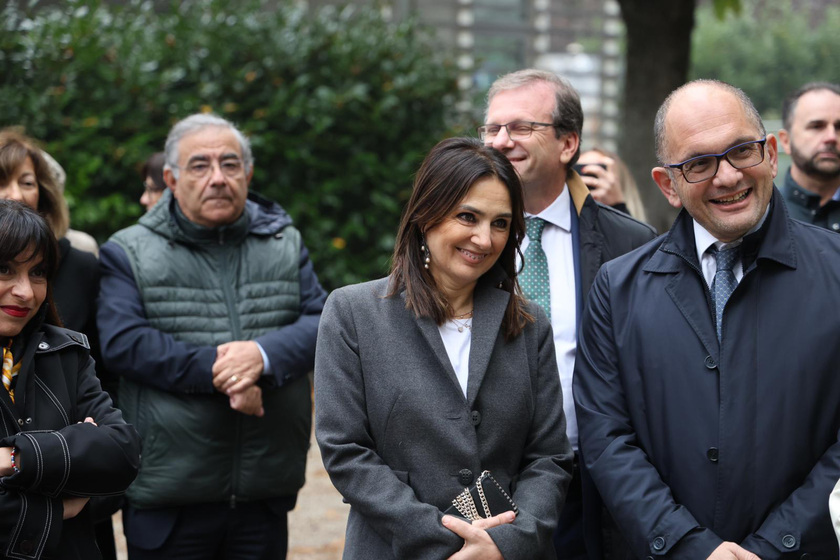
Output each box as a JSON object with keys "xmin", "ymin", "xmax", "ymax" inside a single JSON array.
[
  {"xmin": 113, "ymin": 409, "xmax": 350, "ymax": 560},
  {"xmin": 288, "ymin": 429, "xmax": 349, "ymax": 560}
]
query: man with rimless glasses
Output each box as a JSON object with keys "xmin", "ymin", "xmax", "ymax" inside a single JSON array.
[
  {"xmin": 575, "ymin": 80, "xmax": 840, "ymax": 559},
  {"xmin": 481, "ymin": 69, "xmax": 655, "ymax": 560},
  {"xmin": 97, "ymin": 114, "xmax": 327, "ymax": 558}
]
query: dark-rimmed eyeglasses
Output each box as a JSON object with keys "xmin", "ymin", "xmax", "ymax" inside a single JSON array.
[
  {"xmin": 666, "ymin": 138, "xmax": 767, "ymax": 183},
  {"xmin": 476, "ymin": 121, "xmax": 557, "ymax": 142}
]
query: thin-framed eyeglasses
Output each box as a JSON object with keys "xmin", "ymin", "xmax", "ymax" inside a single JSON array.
[
  {"xmin": 476, "ymin": 121, "xmax": 557, "ymax": 142},
  {"xmin": 173, "ymin": 157, "xmax": 245, "ymax": 180},
  {"xmin": 666, "ymin": 138, "xmax": 767, "ymax": 183},
  {"xmin": 142, "ymin": 183, "xmax": 165, "ymax": 196}
]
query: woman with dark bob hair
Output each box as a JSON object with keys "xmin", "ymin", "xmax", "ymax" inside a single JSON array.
[
  {"xmin": 0, "ymin": 200, "xmax": 140, "ymax": 560},
  {"xmin": 316, "ymin": 137, "xmax": 573, "ymax": 559}
]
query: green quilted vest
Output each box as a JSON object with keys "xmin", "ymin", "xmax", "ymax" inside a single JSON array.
[{"xmin": 112, "ymin": 192, "xmax": 311, "ymax": 508}]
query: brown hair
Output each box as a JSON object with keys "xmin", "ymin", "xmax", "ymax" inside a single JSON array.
[
  {"xmin": 141, "ymin": 152, "xmax": 167, "ymax": 191},
  {"xmin": 387, "ymin": 137, "xmax": 532, "ymax": 340},
  {"xmin": 0, "ymin": 128, "xmax": 70, "ymax": 238},
  {"xmin": 487, "ymin": 68, "xmax": 583, "ymax": 168}
]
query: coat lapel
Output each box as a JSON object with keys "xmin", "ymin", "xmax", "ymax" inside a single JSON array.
[
  {"xmin": 415, "ymin": 315, "xmax": 466, "ymax": 399},
  {"xmin": 644, "ymin": 211, "xmax": 719, "ymax": 360},
  {"xmin": 569, "ymin": 172, "xmax": 604, "ymax": 297},
  {"xmin": 466, "ymin": 281, "xmax": 510, "ymax": 406},
  {"xmin": 13, "ymin": 331, "xmax": 42, "ymax": 417}
]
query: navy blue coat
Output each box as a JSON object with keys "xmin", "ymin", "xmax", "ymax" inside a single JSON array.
[{"xmin": 575, "ymin": 190, "xmax": 840, "ymax": 559}]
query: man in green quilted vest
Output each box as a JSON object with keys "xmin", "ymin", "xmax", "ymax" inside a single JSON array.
[{"xmin": 97, "ymin": 113, "xmax": 327, "ymax": 559}]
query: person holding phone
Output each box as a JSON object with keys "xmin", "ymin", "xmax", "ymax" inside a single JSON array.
[{"xmin": 575, "ymin": 148, "xmax": 649, "ymax": 222}]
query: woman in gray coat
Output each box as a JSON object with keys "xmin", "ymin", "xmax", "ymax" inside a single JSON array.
[{"xmin": 315, "ymin": 137, "xmax": 573, "ymax": 560}]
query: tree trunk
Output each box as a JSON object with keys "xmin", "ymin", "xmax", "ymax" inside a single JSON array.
[{"xmin": 617, "ymin": 0, "xmax": 696, "ymax": 233}]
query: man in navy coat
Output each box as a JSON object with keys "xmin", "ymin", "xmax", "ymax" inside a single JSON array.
[{"xmin": 575, "ymin": 79, "xmax": 840, "ymax": 559}]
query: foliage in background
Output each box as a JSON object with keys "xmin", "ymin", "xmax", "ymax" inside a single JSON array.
[
  {"xmin": 691, "ymin": 0, "xmax": 840, "ymax": 118},
  {"xmin": 0, "ymin": 0, "xmax": 461, "ymax": 290}
]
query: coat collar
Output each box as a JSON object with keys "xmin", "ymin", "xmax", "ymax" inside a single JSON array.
[
  {"xmin": 640, "ymin": 188, "xmax": 796, "ymax": 361},
  {"xmin": 567, "ymin": 169, "xmax": 591, "ymax": 217},
  {"xmin": 412, "ymin": 267, "xmax": 511, "ymax": 406},
  {"xmin": 140, "ymin": 189, "xmax": 293, "ymax": 247},
  {"xmin": 643, "ymin": 187, "xmax": 796, "ymax": 275}
]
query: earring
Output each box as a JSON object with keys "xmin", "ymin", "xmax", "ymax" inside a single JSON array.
[{"xmin": 421, "ymin": 237, "xmax": 430, "ymax": 270}]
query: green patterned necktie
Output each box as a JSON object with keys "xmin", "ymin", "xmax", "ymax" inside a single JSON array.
[{"xmin": 521, "ymin": 217, "xmax": 551, "ymax": 320}]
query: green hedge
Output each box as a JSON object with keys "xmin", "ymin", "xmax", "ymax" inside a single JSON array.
[{"xmin": 0, "ymin": 0, "xmax": 461, "ymax": 290}]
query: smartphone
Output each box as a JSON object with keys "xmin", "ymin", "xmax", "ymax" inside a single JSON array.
[{"xmin": 572, "ymin": 162, "xmax": 607, "ymax": 178}]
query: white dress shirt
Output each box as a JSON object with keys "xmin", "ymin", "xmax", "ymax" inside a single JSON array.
[
  {"xmin": 693, "ymin": 205, "xmax": 770, "ymax": 288},
  {"xmin": 521, "ymin": 186, "xmax": 578, "ymax": 450},
  {"xmin": 439, "ymin": 321, "xmax": 471, "ymax": 398}
]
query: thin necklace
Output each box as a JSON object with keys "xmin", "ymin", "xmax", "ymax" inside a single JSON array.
[
  {"xmin": 453, "ymin": 309, "xmax": 473, "ymax": 319},
  {"xmin": 452, "ymin": 317, "xmax": 472, "ymax": 333}
]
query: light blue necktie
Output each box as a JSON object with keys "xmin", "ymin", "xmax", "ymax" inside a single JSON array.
[
  {"xmin": 521, "ymin": 218, "xmax": 551, "ymax": 320},
  {"xmin": 710, "ymin": 245, "xmax": 740, "ymax": 340}
]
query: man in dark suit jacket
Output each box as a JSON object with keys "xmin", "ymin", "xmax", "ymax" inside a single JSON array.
[
  {"xmin": 575, "ymin": 79, "xmax": 840, "ymax": 559},
  {"xmin": 481, "ymin": 69, "xmax": 656, "ymax": 560}
]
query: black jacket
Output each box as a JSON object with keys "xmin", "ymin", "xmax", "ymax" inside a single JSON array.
[
  {"xmin": 780, "ymin": 167, "xmax": 840, "ymax": 232},
  {"xmin": 0, "ymin": 323, "xmax": 140, "ymax": 560}
]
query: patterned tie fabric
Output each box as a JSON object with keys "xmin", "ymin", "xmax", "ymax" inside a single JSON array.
[
  {"xmin": 709, "ymin": 245, "xmax": 741, "ymax": 340},
  {"xmin": 521, "ymin": 217, "xmax": 551, "ymax": 320},
  {"xmin": 2, "ymin": 341, "xmax": 20, "ymax": 403}
]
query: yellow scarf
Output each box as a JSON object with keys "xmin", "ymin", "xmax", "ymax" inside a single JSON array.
[{"xmin": 2, "ymin": 341, "xmax": 21, "ymax": 403}]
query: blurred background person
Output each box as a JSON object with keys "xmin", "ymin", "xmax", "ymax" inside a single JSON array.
[
  {"xmin": 576, "ymin": 147, "xmax": 649, "ymax": 223},
  {"xmin": 0, "ymin": 199, "xmax": 140, "ymax": 560},
  {"xmin": 40, "ymin": 151, "xmax": 99, "ymax": 256},
  {"xmin": 0, "ymin": 128, "xmax": 120, "ymax": 560},
  {"xmin": 316, "ymin": 137, "xmax": 573, "ymax": 560},
  {"xmin": 140, "ymin": 152, "xmax": 166, "ymax": 212},
  {"xmin": 778, "ymin": 82, "xmax": 840, "ymax": 230}
]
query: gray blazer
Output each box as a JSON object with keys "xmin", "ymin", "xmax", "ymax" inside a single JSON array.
[{"xmin": 315, "ymin": 274, "xmax": 573, "ymax": 560}]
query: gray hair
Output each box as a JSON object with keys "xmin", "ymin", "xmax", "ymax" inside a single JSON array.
[
  {"xmin": 782, "ymin": 81, "xmax": 840, "ymax": 130},
  {"xmin": 486, "ymin": 69, "xmax": 583, "ymax": 167},
  {"xmin": 655, "ymin": 79, "xmax": 765, "ymax": 164},
  {"xmin": 164, "ymin": 113, "xmax": 254, "ymax": 179}
]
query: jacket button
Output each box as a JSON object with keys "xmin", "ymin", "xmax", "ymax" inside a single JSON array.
[
  {"xmin": 704, "ymin": 355, "xmax": 716, "ymax": 369},
  {"xmin": 470, "ymin": 410, "xmax": 482, "ymax": 426},
  {"xmin": 652, "ymin": 536, "xmax": 666, "ymax": 551},
  {"xmin": 706, "ymin": 447, "xmax": 719, "ymax": 462},
  {"xmin": 833, "ymin": 223, "xmax": 840, "ymax": 231},
  {"xmin": 20, "ymin": 540, "xmax": 35, "ymax": 554},
  {"xmin": 458, "ymin": 469, "xmax": 473, "ymax": 486},
  {"xmin": 24, "ymin": 418, "xmax": 32, "ymax": 425},
  {"xmin": 17, "ymin": 419, "xmax": 23, "ymax": 426},
  {"xmin": 782, "ymin": 534, "xmax": 796, "ymax": 549},
  {"xmin": 38, "ymin": 342, "xmax": 49, "ymax": 350}
]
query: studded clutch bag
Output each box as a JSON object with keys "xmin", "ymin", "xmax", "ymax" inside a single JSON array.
[{"xmin": 443, "ymin": 470, "xmax": 518, "ymax": 521}]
